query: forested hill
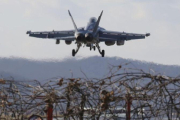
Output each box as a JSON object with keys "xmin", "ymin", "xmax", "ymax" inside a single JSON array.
[{"xmin": 0, "ymin": 56, "xmax": 179, "ymax": 81}]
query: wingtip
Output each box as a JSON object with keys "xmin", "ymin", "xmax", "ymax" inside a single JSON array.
[
  {"xmin": 146, "ymin": 33, "xmax": 150, "ymax": 37},
  {"xmin": 26, "ymin": 31, "xmax": 31, "ymax": 34}
]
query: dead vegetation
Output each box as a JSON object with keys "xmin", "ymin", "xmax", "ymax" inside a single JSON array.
[{"xmin": 0, "ymin": 65, "xmax": 180, "ymax": 120}]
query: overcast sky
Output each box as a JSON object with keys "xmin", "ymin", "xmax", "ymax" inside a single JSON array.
[{"xmin": 0, "ymin": 0, "xmax": 180, "ymax": 65}]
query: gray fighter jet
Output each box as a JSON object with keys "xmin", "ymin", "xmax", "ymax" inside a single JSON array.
[{"xmin": 27, "ymin": 10, "xmax": 150, "ymax": 57}]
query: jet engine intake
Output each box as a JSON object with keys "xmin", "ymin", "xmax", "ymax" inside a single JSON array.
[
  {"xmin": 105, "ymin": 41, "xmax": 115, "ymax": 46},
  {"xmin": 117, "ymin": 40, "xmax": 125, "ymax": 46},
  {"xmin": 85, "ymin": 33, "xmax": 93, "ymax": 42},
  {"xmin": 65, "ymin": 41, "xmax": 72, "ymax": 45},
  {"xmin": 76, "ymin": 33, "xmax": 85, "ymax": 42}
]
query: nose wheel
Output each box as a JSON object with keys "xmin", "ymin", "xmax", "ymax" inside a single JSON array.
[
  {"xmin": 90, "ymin": 45, "xmax": 96, "ymax": 51},
  {"xmin": 93, "ymin": 46, "xmax": 96, "ymax": 51}
]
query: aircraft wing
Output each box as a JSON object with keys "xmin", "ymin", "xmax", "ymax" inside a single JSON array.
[
  {"xmin": 53, "ymin": 36, "xmax": 76, "ymax": 41},
  {"xmin": 26, "ymin": 30, "xmax": 75, "ymax": 41},
  {"xmin": 99, "ymin": 30, "xmax": 150, "ymax": 41}
]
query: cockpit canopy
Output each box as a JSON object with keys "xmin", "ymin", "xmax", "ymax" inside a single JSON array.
[
  {"xmin": 89, "ymin": 17, "xmax": 97, "ymax": 23},
  {"xmin": 85, "ymin": 17, "xmax": 105, "ymax": 31},
  {"xmin": 85, "ymin": 17, "xmax": 97, "ymax": 31}
]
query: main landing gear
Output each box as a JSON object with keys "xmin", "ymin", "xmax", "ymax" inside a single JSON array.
[
  {"xmin": 72, "ymin": 43, "xmax": 81, "ymax": 57},
  {"xmin": 96, "ymin": 44, "xmax": 105, "ymax": 57}
]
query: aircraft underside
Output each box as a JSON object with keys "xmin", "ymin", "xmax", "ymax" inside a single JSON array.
[{"xmin": 72, "ymin": 42, "xmax": 105, "ymax": 57}]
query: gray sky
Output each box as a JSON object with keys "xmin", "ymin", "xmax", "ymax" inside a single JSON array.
[{"xmin": 0, "ymin": 0, "xmax": 180, "ymax": 65}]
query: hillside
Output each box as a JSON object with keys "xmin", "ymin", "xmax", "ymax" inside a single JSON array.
[{"xmin": 0, "ymin": 56, "xmax": 179, "ymax": 81}]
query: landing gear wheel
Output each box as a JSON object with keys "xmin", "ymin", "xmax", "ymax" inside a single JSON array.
[
  {"xmin": 72, "ymin": 49, "xmax": 76, "ymax": 57},
  {"xmin": 72, "ymin": 43, "xmax": 81, "ymax": 57},
  {"xmin": 101, "ymin": 50, "xmax": 105, "ymax": 57},
  {"xmin": 90, "ymin": 46, "xmax": 92, "ymax": 51},
  {"xmin": 93, "ymin": 46, "xmax": 96, "ymax": 51}
]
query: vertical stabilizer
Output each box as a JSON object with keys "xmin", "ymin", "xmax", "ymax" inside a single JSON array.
[
  {"xmin": 68, "ymin": 10, "xmax": 78, "ymax": 32},
  {"xmin": 93, "ymin": 10, "xmax": 103, "ymax": 35}
]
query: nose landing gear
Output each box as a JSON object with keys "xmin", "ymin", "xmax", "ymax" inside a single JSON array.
[
  {"xmin": 93, "ymin": 46, "xmax": 96, "ymax": 51},
  {"xmin": 90, "ymin": 44, "xmax": 96, "ymax": 51}
]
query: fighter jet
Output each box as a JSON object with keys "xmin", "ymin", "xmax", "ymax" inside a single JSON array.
[{"xmin": 27, "ymin": 10, "xmax": 150, "ymax": 57}]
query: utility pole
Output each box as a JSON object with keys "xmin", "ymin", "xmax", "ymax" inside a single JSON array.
[
  {"xmin": 46, "ymin": 103, "xmax": 53, "ymax": 120},
  {"xmin": 126, "ymin": 93, "xmax": 132, "ymax": 120}
]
